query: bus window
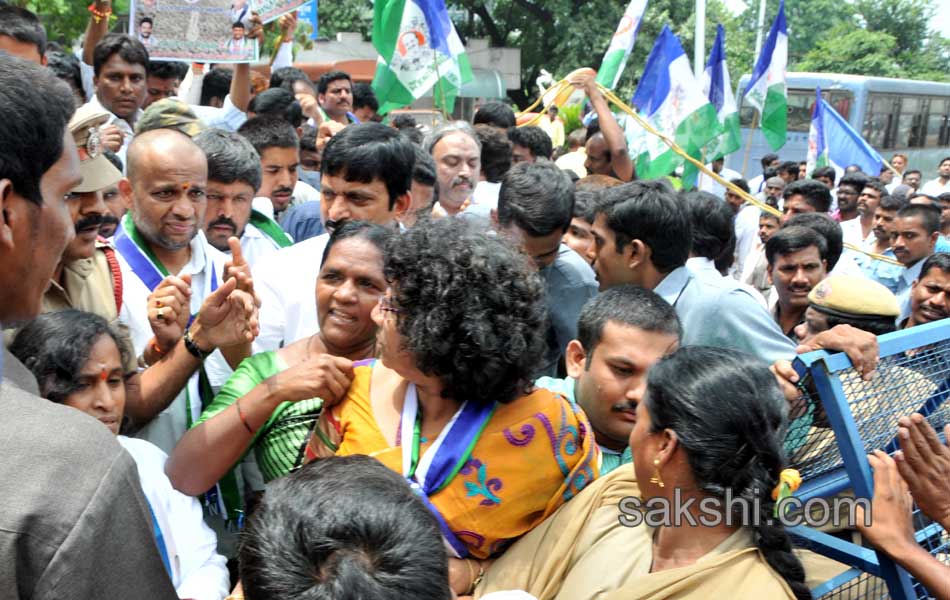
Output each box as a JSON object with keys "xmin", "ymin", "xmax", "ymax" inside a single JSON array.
[
  {"xmin": 863, "ymin": 93, "xmax": 898, "ymax": 150},
  {"xmin": 926, "ymin": 97, "xmax": 950, "ymax": 148},
  {"xmin": 896, "ymin": 96, "xmax": 923, "ymax": 148}
]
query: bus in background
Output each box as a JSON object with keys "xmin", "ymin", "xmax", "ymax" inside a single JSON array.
[{"xmin": 727, "ymin": 72, "xmax": 950, "ymax": 181}]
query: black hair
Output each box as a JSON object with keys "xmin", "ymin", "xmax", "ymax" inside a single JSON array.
[
  {"xmin": 231, "ymin": 21, "xmax": 246, "ymax": 29},
  {"xmin": 760, "ymin": 209, "xmax": 780, "ymax": 223},
  {"xmin": 103, "ymin": 149, "xmax": 123, "ymax": 172},
  {"xmin": 239, "ymin": 456, "xmax": 452, "ymax": 600},
  {"xmin": 46, "ymin": 49, "xmax": 83, "ymax": 98},
  {"xmin": 472, "ymin": 100, "xmax": 516, "ymax": 129},
  {"xmin": 939, "ymin": 192, "xmax": 950, "ymax": 203},
  {"xmin": 783, "ymin": 179, "xmax": 832, "ymax": 213},
  {"xmin": 411, "ymin": 145, "xmax": 436, "ymax": 187},
  {"xmin": 644, "ymin": 346, "xmax": 809, "ymax": 600},
  {"xmin": 765, "ymin": 225, "xmax": 829, "ymax": 266},
  {"xmin": 760, "ymin": 153, "xmax": 779, "ymax": 169},
  {"xmin": 0, "ymin": 5, "xmax": 46, "ymax": 57},
  {"xmin": 321, "ymin": 123, "xmax": 414, "ymax": 208},
  {"xmin": 201, "ymin": 67, "xmax": 232, "ymax": 106},
  {"xmin": 940, "ymin": 156, "xmax": 950, "ymax": 166},
  {"xmin": 812, "ymin": 307, "xmax": 896, "ymax": 337},
  {"xmin": 811, "ymin": 166, "xmax": 836, "ymax": 185},
  {"xmin": 573, "ymin": 190, "xmax": 596, "ymax": 222},
  {"xmin": 474, "ymin": 124, "xmax": 512, "ymax": 183},
  {"xmin": 685, "ymin": 191, "xmax": 735, "ymax": 261},
  {"xmin": 317, "ymin": 70, "xmax": 352, "ymax": 95},
  {"xmin": 195, "ymin": 128, "xmax": 262, "ymax": 192},
  {"xmin": 139, "ymin": 16, "xmax": 153, "ymax": 26},
  {"xmin": 878, "ymin": 194, "xmax": 906, "ymax": 212},
  {"xmin": 271, "ymin": 66, "xmax": 314, "ymax": 94},
  {"xmin": 896, "ymin": 203, "xmax": 940, "ymax": 235},
  {"xmin": 762, "ymin": 167, "xmax": 778, "ymax": 181},
  {"xmin": 729, "ymin": 177, "xmax": 750, "ymax": 194},
  {"xmin": 782, "ymin": 213, "xmax": 841, "ymax": 268},
  {"xmin": 0, "ymin": 53, "xmax": 75, "ymax": 205},
  {"xmin": 777, "ymin": 161, "xmax": 800, "ymax": 178},
  {"xmin": 248, "ymin": 87, "xmax": 303, "ymax": 128},
  {"xmin": 904, "ymin": 169, "xmax": 922, "ymax": 178},
  {"xmin": 299, "ymin": 124, "xmax": 317, "ymax": 153},
  {"xmin": 593, "ymin": 180, "xmax": 691, "ymax": 274},
  {"xmin": 497, "ymin": 161, "xmax": 573, "ymax": 237},
  {"xmin": 920, "ymin": 252, "xmax": 950, "ymax": 280},
  {"xmin": 320, "ymin": 220, "xmax": 394, "ymax": 266},
  {"xmin": 237, "ymin": 115, "xmax": 299, "ymax": 154},
  {"xmin": 507, "ymin": 126, "xmax": 553, "ymax": 161},
  {"xmin": 10, "ymin": 310, "xmax": 132, "ymax": 403},
  {"xmin": 837, "ymin": 172, "xmax": 869, "ymax": 194},
  {"xmin": 576, "ymin": 284, "xmax": 681, "ymax": 366},
  {"xmin": 92, "ymin": 34, "xmax": 148, "ymax": 77},
  {"xmin": 391, "ymin": 113, "xmax": 417, "ymax": 129},
  {"xmin": 147, "ymin": 60, "xmax": 188, "ymax": 82},
  {"xmin": 861, "ymin": 177, "xmax": 886, "ymax": 197},
  {"xmin": 352, "ymin": 82, "xmax": 379, "ymax": 112},
  {"xmin": 383, "ymin": 218, "xmax": 546, "ymax": 406}
]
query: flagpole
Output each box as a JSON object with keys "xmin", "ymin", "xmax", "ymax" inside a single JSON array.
[
  {"xmin": 740, "ymin": 111, "xmax": 759, "ymax": 178},
  {"xmin": 432, "ymin": 49, "xmax": 449, "ymax": 121}
]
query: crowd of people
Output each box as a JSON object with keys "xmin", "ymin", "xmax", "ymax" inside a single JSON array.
[{"xmin": 1, "ymin": 3, "xmax": 949, "ymax": 599}]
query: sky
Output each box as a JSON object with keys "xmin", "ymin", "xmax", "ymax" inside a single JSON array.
[{"xmin": 721, "ymin": 0, "xmax": 950, "ymax": 37}]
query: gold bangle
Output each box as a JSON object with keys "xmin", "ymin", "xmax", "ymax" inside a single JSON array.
[{"xmin": 466, "ymin": 559, "xmax": 485, "ymax": 595}]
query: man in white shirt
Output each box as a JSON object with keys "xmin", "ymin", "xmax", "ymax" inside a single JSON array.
[
  {"xmin": 115, "ymin": 128, "xmax": 257, "ymax": 453},
  {"xmin": 697, "ymin": 157, "xmax": 740, "ymax": 199},
  {"xmin": 239, "ymin": 115, "xmax": 319, "ymax": 223},
  {"xmin": 427, "ymin": 121, "xmax": 481, "ymax": 217},
  {"xmin": 84, "ymin": 34, "xmax": 149, "ymax": 162},
  {"xmin": 920, "ymin": 156, "xmax": 950, "ymax": 197},
  {"xmin": 841, "ymin": 178, "xmax": 884, "ymax": 247},
  {"xmin": 253, "ymin": 123, "xmax": 413, "ymax": 354},
  {"xmin": 747, "ymin": 152, "xmax": 780, "ymax": 194},
  {"xmin": 195, "ymin": 129, "xmax": 291, "ymax": 266}
]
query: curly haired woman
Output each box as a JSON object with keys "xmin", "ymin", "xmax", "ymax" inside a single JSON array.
[{"xmin": 307, "ymin": 218, "xmax": 600, "ymax": 597}]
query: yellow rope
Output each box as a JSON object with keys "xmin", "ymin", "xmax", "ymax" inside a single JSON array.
[
  {"xmin": 516, "ymin": 80, "xmax": 572, "ymax": 128},
  {"xmin": 592, "ymin": 83, "xmax": 903, "ymax": 267}
]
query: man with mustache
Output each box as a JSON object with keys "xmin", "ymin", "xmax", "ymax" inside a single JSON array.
[
  {"xmin": 98, "ymin": 149, "xmax": 126, "ymax": 237},
  {"xmin": 535, "ymin": 286, "xmax": 681, "ymax": 474},
  {"xmin": 316, "ymin": 70, "xmax": 357, "ymax": 125},
  {"xmin": 83, "ymin": 34, "xmax": 149, "ymax": 162},
  {"xmin": 841, "ymin": 177, "xmax": 883, "ymax": 246},
  {"xmin": 766, "ymin": 226, "xmax": 829, "ymax": 341},
  {"xmin": 239, "ymin": 116, "xmax": 320, "ymax": 223},
  {"xmin": 857, "ymin": 194, "xmax": 906, "ymax": 293},
  {"xmin": 427, "ymin": 121, "xmax": 481, "ymax": 217},
  {"xmin": 901, "ymin": 253, "xmax": 950, "ymax": 329},
  {"xmin": 196, "ymin": 128, "xmax": 291, "ymax": 265}
]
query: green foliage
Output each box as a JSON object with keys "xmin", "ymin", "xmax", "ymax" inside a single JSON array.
[
  {"xmin": 558, "ymin": 103, "xmax": 583, "ymax": 136},
  {"xmin": 313, "ymin": 0, "xmax": 371, "ymax": 40},
  {"xmin": 17, "ymin": 0, "xmax": 128, "ymax": 45},
  {"xmin": 797, "ymin": 24, "xmax": 901, "ymax": 77}
]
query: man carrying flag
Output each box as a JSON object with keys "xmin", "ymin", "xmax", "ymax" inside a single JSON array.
[
  {"xmin": 742, "ymin": 0, "xmax": 788, "ymax": 152},
  {"xmin": 628, "ymin": 25, "xmax": 721, "ymax": 189},
  {"xmin": 806, "ymin": 86, "xmax": 884, "ymax": 180},
  {"xmin": 371, "ymin": 0, "xmax": 473, "ymax": 114},
  {"xmin": 594, "ymin": 0, "xmax": 649, "ymax": 90}
]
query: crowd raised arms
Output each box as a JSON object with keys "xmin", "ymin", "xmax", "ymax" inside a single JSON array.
[{"xmin": 1, "ymin": 4, "xmax": 949, "ymax": 600}]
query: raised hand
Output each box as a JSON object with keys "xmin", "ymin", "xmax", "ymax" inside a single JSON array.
[
  {"xmin": 147, "ymin": 274, "xmax": 192, "ymax": 351},
  {"xmin": 224, "ymin": 236, "xmax": 259, "ymax": 306},
  {"xmin": 316, "ymin": 120, "xmax": 346, "ymax": 152},
  {"xmin": 191, "ymin": 277, "xmax": 260, "ymax": 351},
  {"xmin": 894, "ymin": 414, "xmax": 950, "ymax": 530},
  {"xmin": 266, "ymin": 353, "xmax": 354, "ymax": 406}
]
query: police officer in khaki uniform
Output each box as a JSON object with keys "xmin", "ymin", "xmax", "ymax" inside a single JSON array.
[{"xmin": 44, "ymin": 104, "xmax": 126, "ymax": 322}]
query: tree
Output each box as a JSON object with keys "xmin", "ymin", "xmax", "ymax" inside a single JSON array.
[
  {"xmin": 797, "ymin": 25, "xmax": 901, "ymax": 78},
  {"xmin": 13, "ymin": 0, "xmax": 130, "ymax": 45}
]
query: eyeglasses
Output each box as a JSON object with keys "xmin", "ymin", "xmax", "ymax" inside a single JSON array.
[{"xmin": 379, "ymin": 295, "xmax": 400, "ymax": 314}]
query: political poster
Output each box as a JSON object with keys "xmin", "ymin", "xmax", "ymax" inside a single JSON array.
[
  {"xmin": 130, "ymin": 0, "xmax": 259, "ymax": 63},
  {"xmin": 252, "ymin": 0, "xmax": 309, "ymax": 24}
]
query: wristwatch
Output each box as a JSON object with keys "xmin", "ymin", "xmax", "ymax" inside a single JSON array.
[{"xmin": 183, "ymin": 327, "xmax": 213, "ymax": 360}]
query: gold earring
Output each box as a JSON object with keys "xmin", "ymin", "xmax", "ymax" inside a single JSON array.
[{"xmin": 650, "ymin": 457, "xmax": 664, "ymax": 488}]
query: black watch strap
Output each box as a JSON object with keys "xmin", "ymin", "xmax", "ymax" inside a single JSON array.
[{"xmin": 183, "ymin": 328, "xmax": 213, "ymax": 360}]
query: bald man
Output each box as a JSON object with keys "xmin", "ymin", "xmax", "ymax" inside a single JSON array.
[{"xmin": 114, "ymin": 128, "xmax": 253, "ymax": 455}]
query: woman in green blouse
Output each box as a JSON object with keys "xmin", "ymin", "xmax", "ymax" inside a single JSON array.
[{"xmin": 166, "ymin": 221, "xmax": 393, "ymax": 494}]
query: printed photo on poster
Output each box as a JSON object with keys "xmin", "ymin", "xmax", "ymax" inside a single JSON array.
[
  {"xmin": 130, "ymin": 0, "xmax": 259, "ymax": 63},
  {"xmin": 252, "ymin": 0, "xmax": 309, "ymax": 24}
]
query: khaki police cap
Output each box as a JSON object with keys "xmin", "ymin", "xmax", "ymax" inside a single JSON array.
[
  {"xmin": 808, "ymin": 275, "xmax": 900, "ymax": 319},
  {"xmin": 69, "ymin": 104, "xmax": 123, "ymax": 193}
]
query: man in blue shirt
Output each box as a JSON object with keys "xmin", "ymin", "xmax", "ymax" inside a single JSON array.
[
  {"xmin": 892, "ymin": 203, "xmax": 941, "ymax": 321},
  {"xmin": 494, "ymin": 161, "xmax": 598, "ymax": 377},
  {"xmin": 536, "ymin": 286, "xmax": 680, "ymax": 474},
  {"xmin": 586, "ymin": 180, "xmax": 880, "ymax": 370}
]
